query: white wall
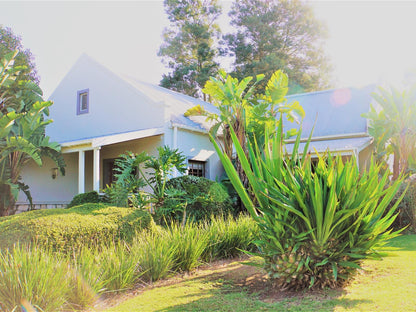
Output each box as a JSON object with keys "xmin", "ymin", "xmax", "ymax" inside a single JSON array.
[
  {"xmin": 47, "ymin": 55, "xmax": 165, "ymax": 143},
  {"xmin": 17, "ymin": 153, "xmax": 78, "ymax": 205},
  {"xmin": 175, "ymin": 128, "xmax": 224, "ymax": 181}
]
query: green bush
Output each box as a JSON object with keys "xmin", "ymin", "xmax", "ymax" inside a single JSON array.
[
  {"xmin": 161, "ymin": 175, "xmax": 234, "ymax": 223},
  {"xmin": 216, "ymin": 125, "xmax": 405, "ymax": 290},
  {"xmin": 0, "ymin": 203, "xmax": 152, "ymax": 253},
  {"xmin": 202, "ymin": 214, "xmax": 258, "ymax": 262},
  {"xmin": 389, "ymin": 175, "xmax": 416, "ymax": 232},
  {"xmin": 0, "ymin": 244, "xmax": 96, "ymax": 312},
  {"xmin": 67, "ymin": 191, "xmax": 102, "ymax": 208}
]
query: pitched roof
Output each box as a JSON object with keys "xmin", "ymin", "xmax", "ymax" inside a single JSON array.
[{"xmin": 284, "ymin": 85, "xmax": 375, "ymax": 138}]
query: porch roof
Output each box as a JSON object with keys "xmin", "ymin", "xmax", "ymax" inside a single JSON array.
[
  {"xmin": 60, "ymin": 127, "xmax": 164, "ymax": 153},
  {"xmin": 284, "ymin": 135, "xmax": 373, "ymax": 156}
]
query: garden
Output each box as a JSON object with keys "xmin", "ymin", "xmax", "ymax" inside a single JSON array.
[{"xmin": 1, "ymin": 51, "xmax": 416, "ymax": 312}]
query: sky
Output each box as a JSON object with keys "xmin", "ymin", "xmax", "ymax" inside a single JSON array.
[{"xmin": 1, "ymin": 1, "xmax": 416, "ymax": 99}]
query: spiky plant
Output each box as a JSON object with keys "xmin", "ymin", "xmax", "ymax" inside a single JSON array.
[{"xmin": 212, "ymin": 120, "xmax": 405, "ymax": 290}]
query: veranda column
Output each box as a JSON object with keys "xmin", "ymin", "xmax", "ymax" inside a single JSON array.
[
  {"xmin": 78, "ymin": 150, "xmax": 85, "ymax": 194},
  {"xmin": 93, "ymin": 147, "xmax": 101, "ymax": 192}
]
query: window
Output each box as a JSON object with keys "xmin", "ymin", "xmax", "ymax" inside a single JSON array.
[
  {"xmin": 188, "ymin": 160, "xmax": 205, "ymax": 177},
  {"xmin": 77, "ymin": 89, "xmax": 89, "ymax": 115}
]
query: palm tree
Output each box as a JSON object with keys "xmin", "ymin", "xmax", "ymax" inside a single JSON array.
[{"xmin": 364, "ymin": 85, "xmax": 416, "ymax": 180}]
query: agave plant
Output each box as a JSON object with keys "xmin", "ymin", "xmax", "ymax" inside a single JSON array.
[{"xmin": 212, "ymin": 120, "xmax": 405, "ymax": 290}]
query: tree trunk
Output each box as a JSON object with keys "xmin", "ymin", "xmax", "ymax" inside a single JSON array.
[{"xmin": 0, "ymin": 184, "xmax": 16, "ymax": 216}]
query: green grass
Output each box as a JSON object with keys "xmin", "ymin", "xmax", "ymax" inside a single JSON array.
[{"xmin": 104, "ymin": 235, "xmax": 416, "ymax": 312}]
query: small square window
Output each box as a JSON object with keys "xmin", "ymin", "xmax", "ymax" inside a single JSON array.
[
  {"xmin": 77, "ymin": 89, "xmax": 89, "ymax": 115},
  {"xmin": 188, "ymin": 160, "xmax": 205, "ymax": 177}
]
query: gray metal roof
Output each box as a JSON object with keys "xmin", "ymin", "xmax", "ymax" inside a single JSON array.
[
  {"xmin": 284, "ymin": 85, "xmax": 375, "ymax": 138},
  {"xmin": 285, "ymin": 136, "xmax": 373, "ymax": 156}
]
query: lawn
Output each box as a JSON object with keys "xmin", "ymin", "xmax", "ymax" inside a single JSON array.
[{"xmin": 101, "ymin": 235, "xmax": 416, "ymax": 312}]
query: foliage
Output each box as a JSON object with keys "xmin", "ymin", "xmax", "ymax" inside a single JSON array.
[
  {"xmin": 212, "ymin": 121, "xmax": 405, "ymax": 290},
  {"xmin": 185, "ymin": 70, "xmax": 304, "ymax": 211},
  {"xmin": 0, "ymin": 51, "xmax": 65, "ymax": 216},
  {"xmin": 202, "ymin": 213, "xmax": 258, "ymax": 261},
  {"xmin": 104, "ymin": 147, "xmax": 187, "ymax": 209},
  {"xmin": 0, "ymin": 203, "xmax": 152, "ymax": 253},
  {"xmin": 168, "ymin": 221, "xmax": 209, "ymax": 272},
  {"xmin": 0, "ymin": 26, "xmax": 38, "ymax": 84},
  {"xmin": 161, "ymin": 175, "xmax": 234, "ymax": 223},
  {"xmin": 363, "ymin": 85, "xmax": 416, "ymax": 180},
  {"xmin": 224, "ymin": 0, "xmax": 331, "ymax": 94},
  {"xmin": 103, "ymin": 151, "xmax": 149, "ymax": 207},
  {"xmin": 0, "ymin": 244, "xmax": 95, "ymax": 312},
  {"xmin": 67, "ymin": 190, "xmax": 101, "ymax": 208},
  {"xmin": 388, "ymin": 175, "xmax": 416, "ymax": 232},
  {"xmin": 159, "ymin": 0, "xmax": 221, "ymax": 100},
  {"xmin": 131, "ymin": 228, "xmax": 177, "ymax": 283},
  {"xmin": 74, "ymin": 241, "xmax": 143, "ymax": 294}
]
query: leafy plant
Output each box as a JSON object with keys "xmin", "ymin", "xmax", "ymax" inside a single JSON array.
[
  {"xmin": 363, "ymin": 85, "xmax": 416, "ymax": 180},
  {"xmin": 167, "ymin": 221, "xmax": 209, "ymax": 272},
  {"xmin": 212, "ymin": 120, "xmax": 405, "ymax": 290},
  {"xmin": 0, "ymin": 244, "xmax": 91, "ymax": 311},
  {"xmin": 67, "ymin": 191, "xmax": 101, "ymax": 208},
  {"xmin": 161, "ymin": 175, "xmax": 234, "ymax": 223},
  {"xmin": 202, "ymin": 213, "xmax": 258, "ymax": 261}
]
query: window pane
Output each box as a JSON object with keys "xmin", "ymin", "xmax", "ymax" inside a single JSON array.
[
  {"xmin": 188, "ymin": 160, "xmax": 205, "ymax": 177},
  {"xmin": 80, "ymin": 93, "xmax": 88, "ymax": 111}
]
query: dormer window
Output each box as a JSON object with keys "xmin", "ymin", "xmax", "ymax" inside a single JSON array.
[{"xmin": 77, "ymin": 89, "xmax": 89, "ymax": 115}]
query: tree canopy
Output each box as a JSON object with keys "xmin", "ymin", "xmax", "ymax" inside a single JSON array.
[
  {"xmin": 158, "ymin": 0, "xmax": 222, "ymax": 100},
  {"xmin": 224, "ymin": 0, "xmax": 331, "ymax": 94}
]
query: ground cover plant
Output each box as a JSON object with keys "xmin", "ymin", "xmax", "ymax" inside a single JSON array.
[
  {"xmin": 0, "ymin": 212, "xmax": 257, "ymax": 311},
  {"xmin": 103, "ymin": 235, "xmax": 416, "ymax": 312},
  {"xmin": 213, "ymin": 122, "xmax": 405, "ymax": 290}
]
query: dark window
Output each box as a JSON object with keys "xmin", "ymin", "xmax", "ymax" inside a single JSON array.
[
  {"xmin": 77, "ymin": 89, "xmax": 89, "ymax": 115},
  {"xmin": 188, "ymin": 160, "xmax": 205, "ymax": 177}
]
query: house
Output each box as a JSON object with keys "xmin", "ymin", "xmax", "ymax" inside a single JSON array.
[
  {"xmin": 16, "ymin": 54, "xmax": 224, "ymax": 210},
  {"xmin": 284, "ymin": 85, "xmax": 375, "ymax": 170},
  {"xmin": 16, "ymin": 54, "xmax": 376, "ymax": 211}
]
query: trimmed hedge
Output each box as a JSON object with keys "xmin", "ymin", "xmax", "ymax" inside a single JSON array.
[{"xmin": 0, "ymin": 203, "xmax": 152, "ymax": 253}]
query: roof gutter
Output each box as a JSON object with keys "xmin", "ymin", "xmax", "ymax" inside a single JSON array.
[{"xmin": 285, "ymin": 132, "xmax": 370, "ymax": 144}]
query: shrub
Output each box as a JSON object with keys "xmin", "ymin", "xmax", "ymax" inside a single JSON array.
[
  {"xmin": 389, "ymin": 174, "xmax": 416, "ymax": 232},
  {"xmin": 0, "ymin": 244, "xmax": 95, "ymax": 311},
  {"xmin": 215, "ymin": 125, "xmax": 405, "ymax": 290},
  {"xmin": 74, "ymin": 241, "xmax": 143, "ymax": 294},
  {"xmin": 0, "ymin": 203, "xmax": 152, "ymax": 253},
  {"xmin": 202, "ymin": 214, "xmax": 258, "ymax": 261},
  {"xmin": 67, "ymin": 191, "xmax": 102, "ymax": 208},
  {"xmin": 168, "ymin": 221, "xmax": 209, "ymax": 272},
  {"xmin": 161, "ymin": 175, "xmax": 234, "ymax": 223},
  {"xmin": 131, "ymin": 228, "xmax": 177, "ymax": 283}
]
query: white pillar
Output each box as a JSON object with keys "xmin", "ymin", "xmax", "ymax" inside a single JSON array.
[
  {"xmin": 93, "ymin": 147, "xmax": 101, "ymax": 192},
  {"xmin": 78, "ymin": 150, "xmax": 85, "ymax": 194},
  {"xmin": 173, "ymin": 126, "xmax": 179, "ymax": 177}
]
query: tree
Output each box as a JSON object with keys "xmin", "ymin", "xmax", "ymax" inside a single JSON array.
[
  {"xmin": 224, "ymin": 0, "xmax": 331, "ymax": 94},
  {"xmin": 185, "ymin": 70, "xmax": 304, "ymax": 210},
  {"xmin": 0, "ymin": 51, "xmax": 65, "ymax": 216},
  {"xmin": 0, "ymin": 26, "xmax": 38, "ymax": 83},
  {"xmin": 363, "ymin": 85, "xmax": 416, "ymax": 180},
  {"xmin": 158, "ymin": 0, "xmax": 222, "ymax": 100}
]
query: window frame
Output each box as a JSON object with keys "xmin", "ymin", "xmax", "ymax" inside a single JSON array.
[
  {"xmin": 77, "ymin": 89, "xmax": 89, "ymax": 115},
  {"xmin": 187, "ymin": 160, "xmax": 206, "ymax": 178}
]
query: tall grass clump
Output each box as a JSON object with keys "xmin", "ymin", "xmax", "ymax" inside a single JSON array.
[
  {"xmin": 202, "ymin": 214, "xmax": 258, "ymax": 261},
  {"xmin": 74, "ymin": 241, "xmax": 142, "ymax": 294},
  {"xmin": 131, "ymin": 228, "xmax": 177, "ymax": 283},
  {"xmin": 167, "ymin": 221, "xmax": 209, "ymax": 272},
  {"xmin": 0, "ymin": 244, "xmax": 94, "ymax": 311},
  {"xmin": 213, "ymin": 121, "xmax": 405, "ymax": 290}
]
